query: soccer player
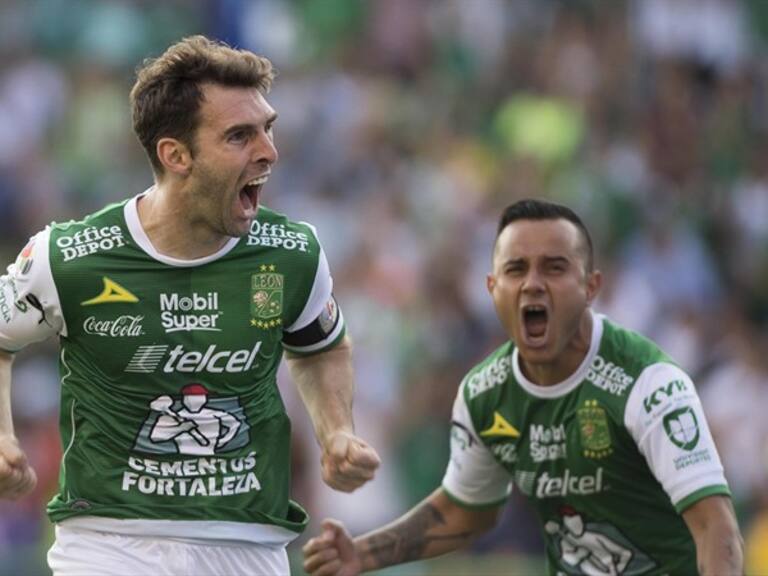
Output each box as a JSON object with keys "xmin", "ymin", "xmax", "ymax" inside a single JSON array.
[
  {"xmin": 303, "ymin": 199, "xmax": 743, "ymax": 576},
  {"xmin": 0, "ymin": 35, "xmax": 380, "ymax": 575}
]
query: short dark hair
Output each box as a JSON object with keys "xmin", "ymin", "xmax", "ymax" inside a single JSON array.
[
  {"xmin": 496, "ymin": 198, "xmax": 595, "ymax": 271},
  {"xmin": 129, "ymin": 35, "xmax": 275, "ymax": 175}
]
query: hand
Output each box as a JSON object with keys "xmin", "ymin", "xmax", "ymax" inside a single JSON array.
[
  {"xmin": 321, "ymin": 430, "xmax": 380, "ymax": 492},
  {"xmin": 0, "ymin": 435, "xmax": 37, "ymax": 499},
  {"xmin": 303, "ymin": 519, "xmax": 362, "ymax": 576}
]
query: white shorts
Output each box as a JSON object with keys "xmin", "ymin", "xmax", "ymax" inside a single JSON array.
[{"xmin": 48, "ymin": 524, "xmax": 290, "ymax": 576}]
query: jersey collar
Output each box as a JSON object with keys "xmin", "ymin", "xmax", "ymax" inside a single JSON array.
[
  {"xmin": 511, "ymin": 309, "xmax": 604, "ymax": 398},
  {"xmin": 124, "ymin": 190, "xmax": 240, "ymax": 267}
]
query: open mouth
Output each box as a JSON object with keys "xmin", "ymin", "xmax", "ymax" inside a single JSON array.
[
  {"xmin": 239, "ymin": 174, "xmax": 269, "ymax": 214},
  {"xmin": 522, "ymin": 304, "xmax": 548, "ymax": 345}
]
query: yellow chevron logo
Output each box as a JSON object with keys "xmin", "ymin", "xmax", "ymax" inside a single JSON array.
[
  {"xmin": 81, "ymin": 277, "xmax": 139, "ymax": 306},
  {"xmin": 480, "ymin": 412, "xmax": 520, "ymax": 438}
]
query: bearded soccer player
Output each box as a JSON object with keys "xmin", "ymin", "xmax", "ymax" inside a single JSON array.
[
  {"xmin": 0, "ymin": 36, "xmax": 380, "ymax": 575},
  {"xmin": 303, "ymin": 199, "xmax": 743, "ymax": 576}
]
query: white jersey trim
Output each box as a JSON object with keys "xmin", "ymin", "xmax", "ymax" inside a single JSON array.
[
  {"xmin": 0, "ymin": 227, "xmax": 65, "ymax": 351},
  {"xmin": 58, "ymin": 515, "xmax": 301, "ymax": 546},
  {"xmin": 624, "ymin": 362, "xmax": 728, "ymax": 508},
  {"xmin": 285, "ymin": 234, "xmax": 333, "ymax": 333},
  {"xmin": 511, "ymin": 310, "xmax": 604, "ymax": 398},
  {"xmin": 441, "ymin": 378, "xmax": 512, "ymax": 506},
  {"xmin": 124, "ymin": 192, "xmax": 240, "ymax": 267}
]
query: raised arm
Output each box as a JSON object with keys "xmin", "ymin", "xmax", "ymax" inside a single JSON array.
[
  {"xmin": 285, "ymin": 335, "xmax": 379, "ymax": 492},
  {"xmin": 303, "ymin": 487, "xmax": 501, "ymax": 576},
  {"xmin": 682, "ymin": 494, "xmax": 743, "ymax": 576},
  {"xmin": 0, "ymin": 350, "xmax": 37, "ymax": 499}
]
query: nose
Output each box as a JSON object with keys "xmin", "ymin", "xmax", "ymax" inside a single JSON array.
[
  {"xmin": 253, "ymin": 131, "xmax": 278, "ymax": 166},
  {"xmin": 521, "ymin": 269, "xmax": 545, "ymax": 293}
]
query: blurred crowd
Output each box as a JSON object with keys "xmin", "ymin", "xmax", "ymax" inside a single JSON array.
[{"xmin": 1, "ymin": 0, "xmax": 767, "ymax": 574}]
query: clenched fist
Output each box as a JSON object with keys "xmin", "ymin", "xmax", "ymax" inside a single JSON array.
[
  {"xmin": 303, "ymin": 519, "xmax": 362, "ymax": 576},
  {"xmin": 321, "ymin": 431, "xmax": 380, "ymax": 492},
  {"xmin": 0, "ymin": 435, "xmax": 37, "ymax": 499}
]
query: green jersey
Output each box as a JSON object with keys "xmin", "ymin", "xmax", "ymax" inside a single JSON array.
[
  {"xmin": 0, "ymin": 194, "xmax": 345, "ymax": 545},
  {"xmin": 442, "ymin": 312, "xmax": 729, "ymax": 575}
]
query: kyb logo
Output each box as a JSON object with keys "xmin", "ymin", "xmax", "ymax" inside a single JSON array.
[
  {"xmin": 126, "ymin": 342, "xmax": 262, "ymax": 374},
  {"xmin": 160, "ymin": 292, "xmax": 221, "ymax": 333},
  {"xmin": 643, "ymin": 379, "xmax": 688, "ymax": 413},
  {"xmin": 536, "ymin": 467, "xmax": 605, "ymax": 498},
  {"xmin": 530, "ymin": 424, "xmax": 567, "ymax": 462},
  {"xmin": 247, "ymin": 221, "xmax": 310, "ymax": 252},
  {"xmin": 57, "ymin": 226, "xmax": 126, "ymax": 262},
  {"xmin": 586, "ymin": 355, "xmax": 634, "ymax": 396},
  {"xmin": 83, "ymin": 315, "xmax": 144, "ymax": 337}
]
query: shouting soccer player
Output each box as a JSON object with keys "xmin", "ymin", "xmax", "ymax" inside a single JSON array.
[
  {"xmin": 0, "ymin": 36, "xmax": 379, "ymax": 575},
  {"xmin": 303, "ymin": 199, "xmax": 743, "ymax": 576}
]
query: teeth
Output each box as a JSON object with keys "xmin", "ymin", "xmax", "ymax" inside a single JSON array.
[
  {"xmin": 523, "ymin": 305, "xmax": 546, "ymax": 312},
  {"xmin": 246, "ymin": 174, "xmax": 269, "ymax": 187}
]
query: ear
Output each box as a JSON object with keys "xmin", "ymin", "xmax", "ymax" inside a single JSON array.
[
  {"xmin": 585, "ymin": 269, "xmax": 602, "ymax": 305},
  {"xmin": 156, "ymin": 137, "xmax": 193, "ymax": 177},
  {"xmin": 486, "ymin": 273, "xmax": 496, "ymax": 295}
]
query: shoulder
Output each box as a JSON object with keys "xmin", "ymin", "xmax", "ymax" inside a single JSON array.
[
  {"xmin": 593, "ymin": 315, "xmax": 675, "ymax": 397},
  {"xmin": 460, "ymin": 341, "xmax": 516, "ymax": 407},
  {"xmin": 625, "ymin": 361, "xmax": 699, "ymax": 432},
  {"xmin": 244, "ymin": 206, "xmax": 321, "ymax": 256},
  {"xmin": 48, "ymin": 200, "xmax": 130, "ymax": 264}
]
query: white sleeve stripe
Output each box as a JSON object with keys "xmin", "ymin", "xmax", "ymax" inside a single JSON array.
[
  {"xmin": 41, "ymin": 227, "xmax": 67, "ymax": 337},
  {"xmin": 286, "ymin": 244, "xmax": 332, "ymax": 333}
]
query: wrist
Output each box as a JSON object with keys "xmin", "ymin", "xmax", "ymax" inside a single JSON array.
[{"xmin": 354, "ymin": 537, "xmax": 376, "ymax": 572}]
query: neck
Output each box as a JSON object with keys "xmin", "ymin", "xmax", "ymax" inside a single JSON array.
[
  {"xmin": 521, "ymin": 310, "xmax": 594, "ymax": 387},
  {"xmin": 137, "ymin": 184, "xmax": 230, "ymax": 260}
]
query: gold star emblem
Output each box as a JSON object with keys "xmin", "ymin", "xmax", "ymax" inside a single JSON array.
[
  {"xmin": 259, "ymin": 264, "xmax": 267, "ymax": 272},
  {"xmin": 269, "ymin": 264, "xmax": 276, "ymax": 271}
]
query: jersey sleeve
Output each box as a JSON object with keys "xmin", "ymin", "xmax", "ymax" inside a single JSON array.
[
  {"xmin": 281, "ymin": 232, "xmax": 345, "ymax": 355},
  {"xmin": 624, "ymin": 362, "xmax": 730, "ymax": 513},
  {"xmin": 441, "ymin": 382, "xmax": 512, "ymax": 507},
  {"xmin": 0, "ymin": 228, "xmax": 65, "ymax": 352}
]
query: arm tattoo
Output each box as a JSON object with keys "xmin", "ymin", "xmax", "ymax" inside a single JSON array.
[{"xmin": 362, "ymin": 503, "xmax": 474, "ymax": 568}]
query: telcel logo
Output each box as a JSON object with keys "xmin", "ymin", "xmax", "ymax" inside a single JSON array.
[
  {"xmin": 535, "ymin": 468, "xmax": 605, "ymax": 498},
  {"xmin": 164, "ymin": 342, "xmax": 261, "ymax": 373},
  {"xmin": 160, "ymin": 292, "xmax": 221, "ymax": 333},
  {"xmin": 125, "ymin": 342, "xmax": 262, "ymax": 374}
]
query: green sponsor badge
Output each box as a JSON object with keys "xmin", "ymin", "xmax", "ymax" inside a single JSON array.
[
  {"xmin": 578, "ymin": 399, "xmax": 612, "ymax": 458},
  {"xmin": 663, "ymin": 406, "xmax": 699, "ymax": 451}
]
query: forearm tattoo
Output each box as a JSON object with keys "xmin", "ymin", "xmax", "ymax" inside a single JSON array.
[{"xmin": 362, "ymin": 503, "xmax": 474, "ymax": 568}]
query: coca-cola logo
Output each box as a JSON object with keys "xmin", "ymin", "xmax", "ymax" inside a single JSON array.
[{"xmin": 83, "ymin": 315, "xmax": 145, "ymax": 337}]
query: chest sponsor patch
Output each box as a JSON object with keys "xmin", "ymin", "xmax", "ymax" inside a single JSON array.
[
  {"xmin": 81, "ymin": 277, "xmax": 139, "ymax": 306},
  {"xmin": 122, "ymin": 384, "xmax": 260, "ymax": 498},
  {"xmin": 83, "ymin": 315, "xmax": 144, "ymax": 337},
  {"xmin": 530, "ymin": 423, "xmax": 567, "ymax": 462},
  {"xmin": 586, "ymin": 355, "xmax": 634, "ymax": 396},
  {"xmin": 247, "ymin": 221, "xmax": 310, "ymax": 252},
  {"xmin": 160, "ymin": 291, "xmax": 221, "ymax": 333},
  {"xmin": 125, "ymin": 342, "xmax": 262, "ymax": 374},
  {"xmin": 56, "ymin": 225, "xmax": 126, "ymax": 262}
]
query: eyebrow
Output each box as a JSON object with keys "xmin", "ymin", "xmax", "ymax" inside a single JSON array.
[
  {"xmin": 222, "ymin": 113, "xmax": 278, "ymax": 136},
  {"xmin": 502, "ymin": 255, "xmax": 571, "ymax": 266}
]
